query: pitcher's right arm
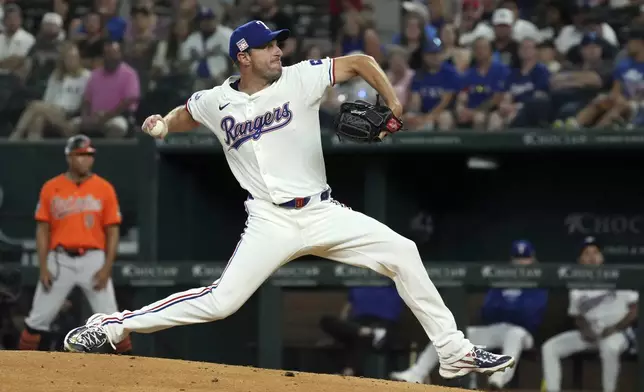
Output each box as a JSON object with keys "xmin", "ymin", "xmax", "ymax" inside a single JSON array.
[{"xmin": 143, "ymin": 90, "xmax": 212, "ymax": 135}]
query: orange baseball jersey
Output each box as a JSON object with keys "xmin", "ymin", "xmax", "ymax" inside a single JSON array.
[{"xmin": 35, "ymin": 174, "xmax": 122, "ymax": 250}]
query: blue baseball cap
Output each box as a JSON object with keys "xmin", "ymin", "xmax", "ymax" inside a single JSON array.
[
  {"xmin": 197, "ymin": 6, "xmax": 215, "ymax": 20},
  {"xmin": 423, "ymin": 38, "xmax": 443, "ymax": 54},
  {"xmin": 229, "ymin": 20, "xmax": 290, "ymax": 61},
  {"xmin": 580, "ymin": 32, "xmax": 601, "ymax": 46},
  {"xmin": 511, "ymin": 240, "xmax": 534, "ymax": 258}
]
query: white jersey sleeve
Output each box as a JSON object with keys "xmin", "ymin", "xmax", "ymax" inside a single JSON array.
[
  {"xmin": 185, "ymin": 89, "xmax": 215, "ymax": 124},
  {"xmin": 617, "ymin": 290, "xmax": 639, "ymax": 304},
  {"xmin": 568, "ymin": 290, "xmax": 582, "ymax": 316},
  {"xmin": 289, "ymin": 58, "xmax": 336, "ymax": 107}
]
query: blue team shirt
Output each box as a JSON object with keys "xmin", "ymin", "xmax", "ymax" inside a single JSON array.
[
  {"xmin": 410, "ymin": 62, "xmax": 461, "ymax": 113},
  {"xmin": 613, "ymin": 58, "xmax": 644, "ymax": 100},
  {"xmin": 349, "ymin": 286, "xmax": 403, "ymax": 322},
  {"xmin": 507, "ymin": 63, "xmax": 550, "ymax": 103},
  {"xmin": 78, "ymin": 16, "xmax": 127, "ymax": 41},
  {"xmin": 480, "ymin": 288, "xmax": 548, "ymax": 333},
  {"xmin": 462, "ymin": 62, "xmax": 510, "ymax": 108}
]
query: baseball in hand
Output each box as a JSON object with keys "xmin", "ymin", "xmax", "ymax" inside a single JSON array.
[{"xmin": 143, "ymin": 115, "xmax": 167, "ymax": 138}]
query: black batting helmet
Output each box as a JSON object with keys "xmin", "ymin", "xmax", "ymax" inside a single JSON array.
[{"xmin": 64, "ymin": 134, "xmax": 96, "ymax": 156}]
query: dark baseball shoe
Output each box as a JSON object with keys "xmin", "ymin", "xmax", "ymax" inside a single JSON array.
[
  {"xmin": 64, "ymin": 313, "xmax": 115, "ymax": 354},
  {"xmin": 439, "ymin": 346, "xmax": 515, "ymax": 379}
]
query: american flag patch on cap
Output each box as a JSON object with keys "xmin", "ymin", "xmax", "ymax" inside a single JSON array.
[{"xmin": 236, "ymin": 38, "xmax": 249, "ymax": 51}]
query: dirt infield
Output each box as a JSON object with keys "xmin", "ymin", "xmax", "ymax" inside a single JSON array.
[{"xmin": 0, "ymin": 351, "xmax": 469, "ymax": 392}]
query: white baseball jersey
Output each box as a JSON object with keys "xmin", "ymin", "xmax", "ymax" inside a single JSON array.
[
  {"xmin": 185, "ymin": 58, "xmax": 337, "ymax": 204},
  {"xmin": 568, "ymin": 289, "xmax": 638, "ymax": 334}
]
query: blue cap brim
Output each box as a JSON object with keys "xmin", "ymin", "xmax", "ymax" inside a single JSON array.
[{"xmin": 255, "ymin": 29, "xmax": 290, "ymax": 49}]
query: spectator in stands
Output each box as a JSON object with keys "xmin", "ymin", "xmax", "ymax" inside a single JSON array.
[
  {"xmin": 251, "ymin": 0, "xmax": 297, "ymax": 65},
  {"xmin": 0, "ymin": 4, "xmax": 35, "ymax": 79},
  {"xmin": 488, "ymin": 37, "xmax": 550, "ymax": 130},
  {"xmin": 329, "ymin": 0, "xmax": 362, "ymax": 42},
  {"xmin": 549, "ymin": 33, "xmax": 612, "ymax": 127},
  {"xmin": 123, "ymin": 5, "xmax": 158, "ymax": 95},
  {"xmin": 491, "ymin": 9, "xmax": 520, "ymax": 67},
  {"xmin": 498, "ymin": 0, "xmax": 540, "ymax": 42},
  {"xmin": 334, "ymin": 10, "xmax": 382, "ymax": 65},
  {"xmin": 456, "ymin": 37, "xmax": 510, "ymax": 129},
  {"xmin": 385, "ymin": 46, "xmax": 414, "ymax": 109},
  {"xmin": 568, "ymin": 29, "xmax": 644, "ymax": 129},
  {"xmin": 440, "ymin": 23, "xmax": 470, "ymax": 72},
  {"xmin": 73, "ymin": 40, "xmax": 139, "ymax": 138},
  {"xmin": 176, "ymin": 0, "xmax": 199, "ymax": 30},
  {"xmin": 538, "ymin": 2, "xmax": 567, "ymax": 43},
  {"xmin": 301, "ymin": 44, "xmax": 323, "ymax": 62},
  {"xmin": 391, "ymin": 240, "xmax": 548, "ymax": 389},
  {"xmin": 75, "ymin": 12, "xmax": 105, "ymax": 70},
  {"xmin": 427, "ymin": 0, "xmax": 447, "ymax": 30},
  {"xmin": 181, "ymin": 7, "xmax": 232, "ymax": 90},
  {"xmin": 124, "ymin": 0, "xmax": 167, "ymax": 41},
  {"xmin": 554, "ymin": 6, "xmax": 618, "ymax": 56},
  {"xmin": 541, "ymin": 236, "xmax": 638, "ymax": 392},
  {"xmin": 151, "ymin": 18, "xmax": 192, "ymax": 77},
  {"xmin": 393, "ymin": 12, "xmax": 430, "ymax": 70},
  {"xmin": 404, "ymin": 38, "xmax": 459, "ymax": 131},
  {"xmin": 319, "ymin": 286, "xmax": 402, "ymax": 377},
  {"xmin": 68, "ymin": 0, "xmax": 126, "ymax": 43},
  {"xmin": 400, "ymin": 1, "xmax": 438, "ymax": 39},
  {"xmin": 25, "ymin": 13, "xmax": 66, "ymax": 83},
  {"xmin": 539, "ymin": 40, "xmax": 562, "ymax": 73},
  {"xmin": 53, "ymin": 0, "xmax": 71, "ymax": 31},
  {"xmin": 566, "ymin": 22, "xmax": 619, "ymax": 66},
  {"xmin": 8, "ymin": 42, "xmax": 89, "ymax": 140},
  {"xmin": 458, "ymin": 0, "xmax": 494, "ymax": 47}
]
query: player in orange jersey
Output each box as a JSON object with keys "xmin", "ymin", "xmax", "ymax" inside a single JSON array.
[{"xmin": 18, "ymin": 135, "xmax": 132, "ymax": 353}]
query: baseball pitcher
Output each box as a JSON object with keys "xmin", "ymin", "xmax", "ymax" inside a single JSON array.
[
  {"xmin": 541, "ymin": 236, "xmax": 638, "ymax": 392},
  {"xmin": 63, "ymin": 20, "xmax": 514, "ymax": 378},
  {"xmin": 18, "ymin": 135, "xmax": 132, "ymax": 354},
  {"xmin": 391, "ymin": 240, "xmax": 548, "ymax": 388}
]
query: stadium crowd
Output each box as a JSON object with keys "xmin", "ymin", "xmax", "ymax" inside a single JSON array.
[{"xmin": 0, "ymin": 0, "xmax": 643, "ymax": 139}]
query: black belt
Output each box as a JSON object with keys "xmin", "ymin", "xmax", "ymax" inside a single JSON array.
[
  {"xmin": 248, "ymin": 189, "xmax": 330, "ymax": 209},
  {"xmin": 54, "ymin": 246, "xmax": 98, "ymax": 257}
]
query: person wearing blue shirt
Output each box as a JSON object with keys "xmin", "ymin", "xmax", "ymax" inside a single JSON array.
[
  {"xmin": 391, "ymin": 240, "xmax": 548, "ymax": 389},
  {"xmin": 320, "ymin": 286, "xmax": 403, "ymax": 377},
  {"xmin": 575, "ymin": 28, "xmax": 644, "ymax": 129},
  {"xmin": 488, "ymin": 37, "xmax": 550, "ymax": 130},
  {"xmin": 456, "ymin": 37, "xmax": 510, "ymax": 129},
  {"xmin": 404, "ymin": 38, "xmax": 460, "ymax": 131}
]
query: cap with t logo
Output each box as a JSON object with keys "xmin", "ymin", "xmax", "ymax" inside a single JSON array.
[{"xmin": 228, "ymin": 20, "xmax": 290, "ymax": 61}]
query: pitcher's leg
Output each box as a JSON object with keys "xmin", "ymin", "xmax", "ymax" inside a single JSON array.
[
  {"xmin": 315, "ymin": 208, "xmax": 469, "ymax": 360},
  {"xmin": 309, "ymin": 201, "xmax": 511, "ymax": 378},
  {"xmin": 65, "ymin": 204, "xmax": 304, "ymax": 353}
]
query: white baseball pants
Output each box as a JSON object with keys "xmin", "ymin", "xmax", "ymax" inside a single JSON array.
[
  {"xmin": 99, "ymin": 196, "xmax": 473, "ymax": 363},
  {"xmin": 26, "ymin": 250, "xmax": 119, "ymax": 331},
  {"xmin": 542, "ymin": 329, "xmax": 630, "ymax": 392}
]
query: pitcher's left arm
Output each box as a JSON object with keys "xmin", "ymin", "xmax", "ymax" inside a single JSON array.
[{"xmin": 333, "ymin": 55, "xmax": 403, "ymax": 119}]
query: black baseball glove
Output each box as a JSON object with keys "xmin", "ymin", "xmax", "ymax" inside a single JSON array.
[{"xmin": 333, "ymin": 95, "xmax": 403, "ymax": 143}]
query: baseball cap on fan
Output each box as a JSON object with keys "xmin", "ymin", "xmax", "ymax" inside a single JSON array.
[
  {"xmin": 511, "ymin": 239, "xmax": 535, "ymax": 260},
  {"xmin": 65, "ymin": 134, "xmax": 96, "ymax": 155},
  {"xmin": 492, "ymin": 8, "xmax": 514, "ymax": 26},
  {"xmin": 229, "ymin": 20, "xmax": 290, "ymax": 61}
]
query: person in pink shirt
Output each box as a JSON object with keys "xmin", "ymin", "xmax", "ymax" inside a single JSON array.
[
  {"xmin": 73, "ymin": 40, "xmax": 140, "ymax": 138},
  {"xmin": 386, "ymin": 46, "xmax": 415, "ymax": 109}
]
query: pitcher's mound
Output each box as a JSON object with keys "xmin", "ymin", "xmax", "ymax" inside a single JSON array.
[{"xmin": 0, "ymin": 351, "xmax": 469, "ymax": 392}]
